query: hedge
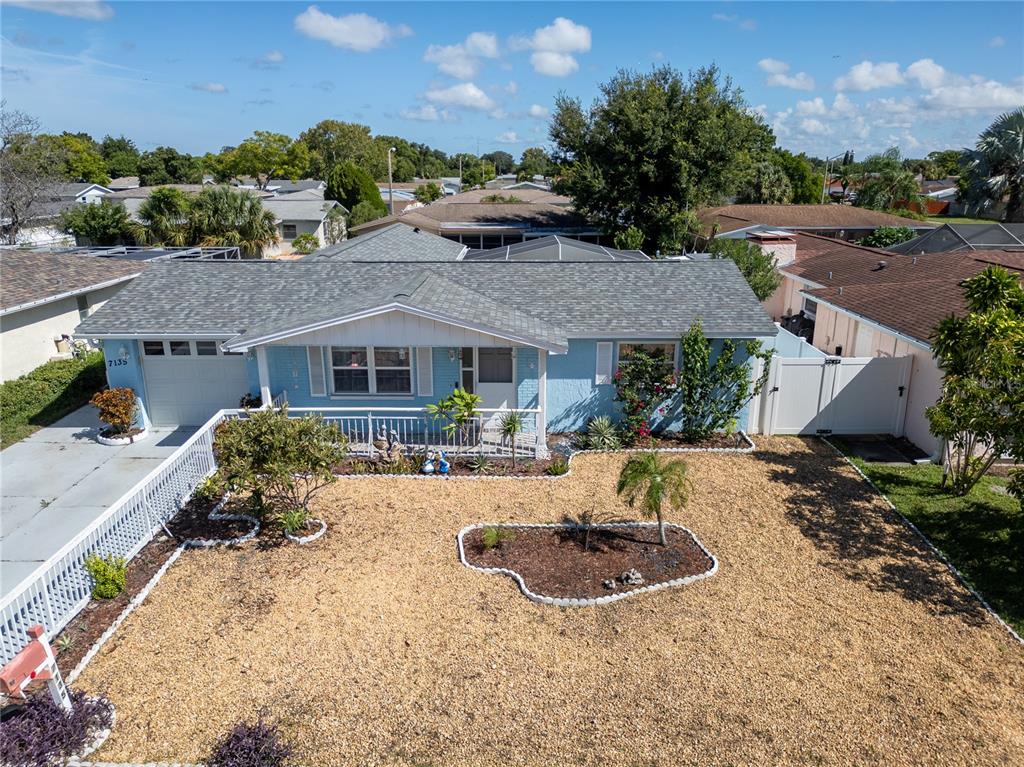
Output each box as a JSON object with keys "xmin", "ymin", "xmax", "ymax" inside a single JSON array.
[{"xmin": 1, "ymin": 352, "xmax": 106, "ymax": 448}]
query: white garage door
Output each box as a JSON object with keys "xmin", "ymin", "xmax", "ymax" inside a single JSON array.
[{"xmin": 141, "ymin": 340, "xmax": 250, "ymax": 426}]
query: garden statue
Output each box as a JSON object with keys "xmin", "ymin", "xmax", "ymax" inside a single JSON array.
[
  {"xmin": 437, "ymin": 451, "xmax": 450, "ymax": 475},
  {"xmin": 421, "ymin": 450, "xmax": 436, "ymax": 474}
]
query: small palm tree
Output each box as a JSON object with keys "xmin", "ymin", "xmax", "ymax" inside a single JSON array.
[
  {"xmin": 132, "ymin": 186, "xmax": 191, "ymax": 246},
  {"xmin": 962, "ymin": 107, "xmax": 1024, "ymax": 223},
  {"xmin": 499, "ymin": 411, "xmax": 525, "ymax": 469},
  {"xmin": 189, "ymin": 186, "xmax": 279, "ymax": 258},
  {"xmin": 616, "ymin": 452, "xmax": 692, "ymax": 546}
]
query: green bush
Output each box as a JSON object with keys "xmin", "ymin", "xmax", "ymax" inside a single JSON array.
[
  {"xmin": 481, "ymin": 526, "xmax": 515, "ymax": 551},
  {"xmin": 84, "ymin": 554, "xmax": 127, "ymax": 599},
  {"xmin": 291, "ymin": 232, "xmax": 320, "ymax": 254},
  {"xmin": 584, "ymin": 416, "xmax": 622, "ymax": 450},
  {"xmin": 0, "ymin": 352, "xmax": 106, "ymax": 448},
  {"xmin": 545, "ymin": 457, "xmax": 570, "ymax": 476}
]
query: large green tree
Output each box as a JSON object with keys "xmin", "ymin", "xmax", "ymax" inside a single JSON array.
[
  {"xmin": 132, "ymin": 186, "xmax": 192, "ymax": 245},
  {"xmin": 518, "ymin": 147, "xmax": 554, "ymax": 179},
  {"xmin": 962, "ymin": 107, "xmax": 1024, "ymax": 223},
  {"xmin": 482, "ymin": 151, "xmax": 514, "ymax": 175},
  {"xmin": 550, "ymin": 64, "xmax": 774, "ymax": 253},
  {"xmin": 773, "ymin": 149, "xmax": 822, "ymax": 204},
  {"xmin": 226, "ymin": 131, "xmax": 309, "ymax": 189},
  {"xmin": 99, "ymin": 135, "xmax": 140, "ymax": 178},
  {"xmin": 737, "ymin": 160, "xmax": 793, "ymax": 204},
  {"xmin": 300, "ymin": 120, "xmax": 381, "ymax": 180},
  {"xmin": 325, "ymin": 162, "xmax": 386, "ymax": 216},
  {"xmin": 59, "ymin": 201, "xmax": 132, "ymax": 245},
  {"xmin": 927, "ymin": 149, "xmax": 963, "ymax": 178},
  {"xmin": 188, "ymin": 186, "xmax": 279, "ymax": 258},
  {"xmin": 853, "ymin": 148, "xmax": 921, "ymax": 211},
  {"xmin": 137, "ymin": 147, "xmax": 202, "ymax": 186}
]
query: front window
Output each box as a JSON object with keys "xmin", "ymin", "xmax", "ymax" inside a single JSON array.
[
  {"xmin": 282, "ymin": 223, "xmax": 297, "ymax": 240},
  {"xmin": 330, "ymin": 346, "xmax": 412, "ymax": 395},
  {"xmin": 618, "ymin": 342, "xmax": 676, "ymax": 371},
  {"xmin": 802, "ymin": 298, "xmax": 818, "ymax": 320}
]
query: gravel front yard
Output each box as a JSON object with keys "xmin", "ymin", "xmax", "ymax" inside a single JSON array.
[{"xmin": 78, "ymin": 438, "xmax": 1024, "ymax": 766}]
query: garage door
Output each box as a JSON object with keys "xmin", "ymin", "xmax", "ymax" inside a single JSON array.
[{"xmin": 141, "ymin": 340, "xmax": 250, "ymax": 426}]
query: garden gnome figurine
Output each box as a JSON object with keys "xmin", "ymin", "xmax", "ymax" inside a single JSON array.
[
  {"xmin": 421, "ymin": 450, "xmax": 435, "ymax": 474},
  {"xmin": 437, "ymin": 451, "xmax": 450, "ymax": 475}
]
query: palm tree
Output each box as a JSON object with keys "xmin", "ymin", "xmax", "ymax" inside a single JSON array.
[
  {"xmin": 962, "ymin": 107, "xmax": 1024, "ymax": 223},
  {"xmin": 499, "ymin": 411, "xmax": 525, "ymax": 469},
  {"xmin": 615, "ymin": 452, "xmax": 692, "ymax": 545},
  {"xmin": 132, "ymin": 186, "xmax": 191, "ymax": 246},
  {"xmin": 188, "ymin": 186, "xmax": 279, "ymax": 258}
]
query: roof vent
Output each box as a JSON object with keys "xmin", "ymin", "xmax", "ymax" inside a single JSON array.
[
  {"xmin": 413, "ymin": 227, "xmax": 420, "ymax": 234},
  {"xmin": 839, "ymin": 286, "xmax": 844, "ymax": 295},
  {"xmin": 912, "ymin": 256, "xmax": 918, "ymax": 265},
  {"xmin": 872, "ymin": 260, "xmax": 888, "ymax": 271},
  {"xmin": 828, "ymin": 271, "xmax": 833, "ymax": 279}
]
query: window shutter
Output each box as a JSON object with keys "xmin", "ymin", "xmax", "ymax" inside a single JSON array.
[
  {"xmin": 307, "ymin": 346, "xmax": 326, "ymax": 397},
  {"xmin": 595, "ymin": 342, "xmax": 613, "ymax": 385},
  {"xmin": 416, "ymin": 347, "xmax": 433, "ymax": 396}
]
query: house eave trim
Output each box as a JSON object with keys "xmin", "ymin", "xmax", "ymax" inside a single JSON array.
[{"xmin": 0, "ymin": 273, "xmax": 140, "ymax": 317}]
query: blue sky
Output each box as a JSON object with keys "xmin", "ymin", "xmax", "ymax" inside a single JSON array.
[{"xmin": 2, "ymin": 1, "xmax": 1021, "ymax": 161}]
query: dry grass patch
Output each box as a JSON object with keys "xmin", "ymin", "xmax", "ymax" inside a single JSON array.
[{"xmin": 78, "ymin": 438, "xmax": 1024, "ymax": 766}]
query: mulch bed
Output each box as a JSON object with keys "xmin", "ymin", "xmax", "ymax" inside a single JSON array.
[
  {"xmin": 333, "ymin": 455, "xmax": 562, "ymax": 477},
  {"xmin": 52, "ymin": 497, "xmax": 255, "ymax": 677},
  {"xmin": 462, "ymin": 525, "xmax": 714, "ymax": 599},
  {"xmin": 547, "ymin": 431, "xmax": 750, "ymax": 452}
]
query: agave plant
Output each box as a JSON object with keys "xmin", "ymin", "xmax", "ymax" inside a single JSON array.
[
  {"xmin": 616, "ymin": 452, "xmax": 692, "ymax": 546},
  {"xmin": 584, "ymin": 416, "xmax": 622, "ymax": 450}
]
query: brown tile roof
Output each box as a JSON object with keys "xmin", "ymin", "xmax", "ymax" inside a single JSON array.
[
  {"xmin": 0, "ymin": 250, "xmax": 144, "ymax": 313},
  {"xmin": 782, "ymin": 234, "xmax": 1022, "ymax": 344},
  {"xmin": 700, "ymin": 204, "xmax": 932, "ymax": 233}
]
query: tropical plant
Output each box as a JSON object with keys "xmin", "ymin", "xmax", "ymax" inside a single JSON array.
[
  {"xmin": 616, "ymin": 452, "xmax": 692, "ymax": 546},
  {"xmin": 414, "ymin": 181, "xmax": 443, "ymax": 203},
  {"xmin": 584, "ymin": 415, "xmax": 622, "ymax": 450},
  {"xmin": 0, "ymin": 690, "xmax": 113, "ymax": 767},
  {"xmin": 132, "ymin": 186, "xmax": 192, "ymax": 246},
  {"xmin": 84, "ymin": 553, "xmax": 127, "ymax": 599},
  {"xmin": 279, "ymin": 507, "xmax": 310, "ymax": 535},
  {"xmin": 961, "ymin": 107, "xmax": 1024, "ymax": 223},
  {"xmin": 545, "ymin": 456, "xmax": 570, "ymax": 476},
  {"xmin": 564, "ymin": 507, "xmax": 619, "ymax": 550},
  {"xmin": 707, "ymin": 238, "xmax": 782, "ymax": 301},
  {"xmin": 54, "ymin": 633, "xmax": 76, "ymax": 655},
  {"xmin": 613, "ymin": 347, "xmax": 675, "ymax": 443},
  {"xmin": 853, "ymin": 148, "xmax": 922, "ymax": 211},
  {"xmin": 550, "ymin": 65, "xmax": 774, "ymax": 254},
  {"xmin": 208, "ymin": 718, "xmax": 293, "ymax": 767},
  {"xmin": 291, "ymin": 232, "xmax": 320, "ymax": 254},
  {"xmin": 214, "ymin": 406, "xmax": 348, "ymax": 516},
  {"xmin": 499, "ymin": 411, "xmax": 525, "ymax": 468},
  {"xmin": 674, "ymin": 320, "xmax": 771, "ymax": 440},
  {"xmin": 926, "ymin": 266, "xmax": 1024, "ymax": 497},
  {"xmin": 59, "ymin": 200, "xmax": 132, "ymax": 245},
  {"xmin": 480, "ymin": 525, "xmax": 515, "ymax": 551},
  {"xmin": 425, "ymin": 388, "xmax": 482, "ymax": 450},
  {"xmin": 613, "ymin": 225, "xmax": 645, "ymax": 251},
  {"xmin": 469, "ymin": 454, "xmax": 492, "ymax": 475},
  {"xmin": 736, "ymin": 160, "xmax": 793, "ymax": 204},
  {"xmin": 858, "ymin": 226, "xmax": 916, "ymax": 248},
  {"xmin": 188, "ymin": 186, "xmax": 279, "ymax": 258},
  {"xmin": 90, "ymin": 386, "xmax": 137, "ymax": 435}
]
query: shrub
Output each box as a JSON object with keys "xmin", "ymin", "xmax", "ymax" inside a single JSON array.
[
  {"xmin": 858, "ymin": 226, "xmax": 916, "ymax": 248},
  {"xmin": 214, "ymin": 406, "xmax": 348, "ymax": 516},
  {"xmin": 414, "ymin": 181, "xmax": 443, "ymax": 203},
  {"xmin": 613, "ymin": 347, "xmax": 674, "ymax": 444},
  {"xmin": 291, "ymin": 232, "xmax": 319, "ymax": 254},
  {"xmin": 425, "ymin": 388, "xmax": 482, "ymax": 449},
  {"xmin": 279, "ymin": 507, "xmax": 310, "ymax": 535},
  {"xmin": 584, "ymin": 416, "xmax": 622, "ymax": 450},
  {"xmin": 0, "ymin": 690, "xmax": 114, "ymax": 767},
  {"xmin": 545, "ymin": 457, "xmax": 570, "ymax": 476},
  {"xmin": 193, "ymin": 474, "xmax": 224, "ymax": 505},
  {"xmin": 349, "ymin": 200, "xmax": 384, "ymax": 227},
  {"xmin": 208, "ymin": 718, "xmax": 292, "ymax": 767},
  {"xmin": 84, "ymin": 553, "xmax": 127, "ymax": 599},
  {"xmin": 481, "ymin": 526, "xmax": 515, "ymax": 551},
  {"xmin": 89, "ymin": 387, "xmax": 137, "ymax": 435},
  {"xmin": 480, "ymin": 193, "xmax": 524, "ymax": 203}
]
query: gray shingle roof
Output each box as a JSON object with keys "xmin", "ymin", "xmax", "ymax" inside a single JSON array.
[
  {"xmin": 464, "ymin": 235, "xmax": 647, "ymax": 262},
  {"xmin": 305, "ymin": 223, "xmax": 466, "ymax": 262},
  {"xmin": 76, "ymin": 259, "xmax": 777, "ymax": 348}
]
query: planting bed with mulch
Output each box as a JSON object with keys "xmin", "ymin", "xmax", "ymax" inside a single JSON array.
[
  {"xmin": 463, "ymin": 524, "xmax": 714, "ymax": 598},
  {"xmin": 548, "ymin": 430, "xmax": 751, "ymax": 451},
  {"xmin": 333, "ymin": 454, "xmax": 562, "ymax": 477},
  {"xmin": 75, "ymin": 439, "xmax": 1024, "ymax": 767}
]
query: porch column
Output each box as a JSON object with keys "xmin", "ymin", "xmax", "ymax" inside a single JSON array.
[
  {"xmin": 255, "ymin": 347, "xmax": 272, "ymax": 406},
  {"xmin": 537, "ymin": 350, "xmax": 547, "ymax": 456}
]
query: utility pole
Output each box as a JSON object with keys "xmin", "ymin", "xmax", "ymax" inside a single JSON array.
[
  {"xmin": 387, "ymin": 146, "xmax": 396, "ymax": 216},
  {"xmin": 820, "ymin": 151, "xmax": 851, "ymax": 204}
]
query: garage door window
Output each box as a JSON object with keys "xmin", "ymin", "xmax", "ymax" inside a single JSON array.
[
  {"xmin": 169, "ymin": 341, "xmax": 192, "ymax": 356},
  {"xmin": 196, "ymin": 341, "xmax": 218, "ymax": 356},
  {"xmin": 143, "ymin": 341, "xmax": 165, "ymax": 356}
]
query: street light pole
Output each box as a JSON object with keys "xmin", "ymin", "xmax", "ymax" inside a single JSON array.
[
  {"xmin": 820, "ymin": 151, "xmax": 848, "ymax": 204},
  {"xmin": 387, "ymin": 146, "xmax": 396, "ymax": 216}
]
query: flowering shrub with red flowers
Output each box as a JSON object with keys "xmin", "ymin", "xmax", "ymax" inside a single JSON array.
[{"xmin": 613, "ymin": 348, "xmax": 676, "ymax": 445}]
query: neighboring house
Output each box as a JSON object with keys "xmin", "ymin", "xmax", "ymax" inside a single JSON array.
[
  {"xmin": 106, "ymin": 176, "xmax": 141, "ymax": 192},
  {"xmin": 261, "ymin": 191, "xmax": 345, "ymax": 258},
  {"xmin": 266, "ymin": 178, "xmax": 326, "ymax": 196},
  {"xmin": 305, "ymin": 222, "xmax": 467, "ymax": 262},
  {"xmin": 351, "ymin": 187, "xmax": 603, "ymax": 248},
  {"xmin": 53, "ymin": 183, "xmax": 113, "ymax": 206},
  {"xmin": 700, "ymin": 204, "xmax": 933, "ymax": 242},
  {"xmin": 462, "ymin": 235, "xmax": 647, "ymax": 262},
  {"xmin": 75, "ymin": 228, "xmax": 776, "ymax": 432},
  {"xmin": 755, "ymin": 230, "xmax": 1023, "ymax": 453},
  {"xmin": 0, "ymin": 249, "xmax": 144, "ymax": 381},
  {"xmin": 891, "ymin": 223, "xmax": 1024, "ymax": 254},
  {"xmin": 3, "ymin": 183, "xmax": 113, "ymax": 247}
]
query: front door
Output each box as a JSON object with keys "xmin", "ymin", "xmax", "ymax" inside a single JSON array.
[{"xmin": 476, "ymin": 348, "xmax": 516, "ymax": 418}]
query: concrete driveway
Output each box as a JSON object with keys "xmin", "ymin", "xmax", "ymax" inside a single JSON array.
[{"xmin": 0, "ymin": 407, "xmax": 192, "ymax": 597}]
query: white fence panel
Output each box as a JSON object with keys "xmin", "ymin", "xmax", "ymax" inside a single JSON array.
[{"xmin": 761, "ymin": 355, "xmax": 912, "ymax": 436}]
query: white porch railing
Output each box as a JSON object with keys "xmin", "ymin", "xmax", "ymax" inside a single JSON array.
[{"xmin": 0, "ymin": 404, "xmax": 543, "ymax": 664}]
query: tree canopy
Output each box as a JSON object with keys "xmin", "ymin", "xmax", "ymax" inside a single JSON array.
[
  {"xmin": 225, "ymin": 131, "xmax": 309, "ymax": 189},
  {"xmin": 549, "ymin": 64, "xmax": 775, "ymax": 253},
  {"xmin": 737, "ymin": 160, "xmax": 793, "ymax": 205},
  {"xmin": 852, "ymin": 148, "xmax": 921, "ymax": 211},
  {"xmin": 707, "ymin": 237, "xmax": 782, "ymax": 301},
  {"xmin": 326, "ymin": 162, "xmax": 386, "ymax": 216},
  {"xmin": 137, "ymin": 146, "xmax": 202, "ymax": 186},
  {"xmin": 59, "ymin": 201, "xmax": 131, "ymax": 245}
]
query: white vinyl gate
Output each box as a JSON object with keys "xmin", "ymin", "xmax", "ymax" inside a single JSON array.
[{"xmin": 757, "ymin": 355, "xmax": 912, "ymax": 436}]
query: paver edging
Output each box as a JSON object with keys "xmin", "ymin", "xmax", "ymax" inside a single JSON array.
[
  {"xmin": 284, "ymin": 518, "xmax": 327, "ymax": 545},
  {"xmin": 820, "ymin": 437, "xmax": 1023, "ymax": 647},
  {"xmin": 95, "ymin": 428, "xmax": 149, "ymax": 447},
  {"xmin": 456, "ymin": 521, "xmax": 718, "ymax": 607}
]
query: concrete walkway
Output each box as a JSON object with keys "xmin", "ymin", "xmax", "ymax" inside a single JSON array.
[{"xmin": 0, "ymin": 407, "xmax": 192, "ymax": 598}]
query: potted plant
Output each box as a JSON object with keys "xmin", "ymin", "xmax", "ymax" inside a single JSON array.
[{"xmin": 90, "ymin": 387, "xmax": 146, "ymax": 445}]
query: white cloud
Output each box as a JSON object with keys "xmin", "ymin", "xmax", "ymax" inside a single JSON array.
[
  {"xmin": 712, "ymin": 13, "xmax": 757, "ymax": 31},
  {"xmin": 748, "ymin": 103, "xmax": 768, "ymax": 121},
  {"xmin": 514, "ymin": 17, "xmax": 591, "ymax": 77},
  {"xmin": 799, "ymin": 118, "xmax": 829, "ymax": 135},
  {"xmin": 4, "ymin": 1, "xmax": 113, "ymax": 20},
  {"xmin": 758, "ymin": 58, "xmax": 815, "ymax": 90},
  {"xmin": 249, "ymin": 49, "xmax": 284, "ymax": 70},
  {"xmin": 528, "ymin": 103, "xmax": 549, "ymax": 118},
  {"xmin": 263, "ymin": 50, "xmax": 284, "ymax": 63},
  {"xmin": 905, "ymin": 58, "xmax": 947, "ymax": 89},
  {"xmin": 989, "ymin": 35, "xmax": 1005, "ymax": 48},
  {"xmin": 190, "ymin": 82, "xmax": 227, "ymax": 93},
  {"xmin": 831, "ymin": 93, "xmax": 857, "ymax": 117},
  {"xmin": 423, "ymin": 82, "xmax": 495, "ymax": 110},
  {"xmin": 294, "ymin": 7, "xmax": 412, "ymax": 53},
  {"xmin": 531, "ymin": 51, "xmax": 578, "ymax": 77},
  {"xmin": 424, "ymin": 31, "xmax": 498, "ymax": 79},
  {"xmin": 834, "ymin": 61, "xmax": 904, "ymax": 91},
  {"xmin": 399, "ymin": 104, "xmax": 455, "ymax": 122},
  {"xmin": 922, "ymin": 78, "xmax": 1024, "ymax": 111},
  {"xmin": 504, "ymin": 81, "xmax": 518, "ymax": 95},
  {"xmin": 796, "ymin": 96, "xmax": 828, "ymax": 116},
  {"xmin": 496, "ymin": 131, "xmax": 520, "ymax": 144}
]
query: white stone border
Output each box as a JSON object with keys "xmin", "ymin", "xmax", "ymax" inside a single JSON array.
[
  {"xmin": 68, "ymin": 697, "xmax": 116, "ymax": 762},
  {"xmin": 821, "ymin": 437, "xmax": 1023, "ymax": 647},
  {"xmin": 284, "ymin": 518, "xmax": 327, "ymax": 545},
  {"xmin": 96, "ymin": 428, "xmax": 148, "ymax": 447},
  {"xmin": 333, "ymin": 432, "xmax": 756, "ymax": 482},
  {"xmin": 457, "ymin": 521, "xmax": 718, "ymax": 607}
]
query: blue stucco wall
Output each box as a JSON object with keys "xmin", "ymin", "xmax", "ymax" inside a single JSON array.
[
  {"xmin": 100, "ymin": 339, "xmax": 149, "ymax": 428},
  {"xmin": 515, "ymin": 347, "xmax": 539, "ymax": 409}
]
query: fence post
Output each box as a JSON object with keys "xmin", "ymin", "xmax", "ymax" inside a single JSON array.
[{"xmin": 367, "ymin": 412, "xmax": 375, "ymax": 458}]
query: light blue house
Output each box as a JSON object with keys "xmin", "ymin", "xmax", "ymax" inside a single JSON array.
[{"xmin": 75, "ymin": 225, "xmax": 777, "ymax": 451}]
